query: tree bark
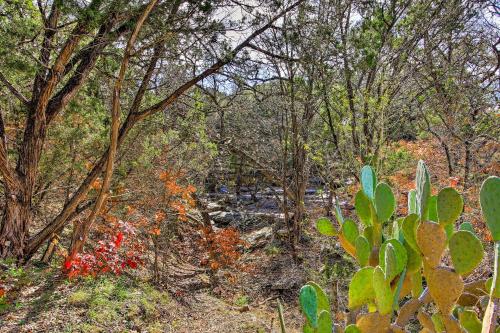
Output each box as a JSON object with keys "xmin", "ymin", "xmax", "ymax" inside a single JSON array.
[
  {"xmin": 68, "ymin": 0, "xmax": 159, "ymax": 258},
  {"xmin": 0, "ymin": 194, "xmax": 30, "ymax": 259}
]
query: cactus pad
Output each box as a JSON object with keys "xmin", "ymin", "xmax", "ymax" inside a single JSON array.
[
  {"xmin": 373, "ymin": 266, "xmax": 393, "ymax": 315},
  {"xmin": 416, "ymin": 221, "xmax": 446, "ymax": 268},
  {"xmin": 480, "ymin": 176, "xmax": 500, "ymax": 241},
  {"xmin": 428, "ymin": 266, "xmax": 464, "ymax": 315},
  {"xmin": 375, "ymin": 182, "xmax": 395, "ymax": 222},
  {"xmin": 361, "ymin": 165, "xmax": 377, "ymax": 200},
  {"xmin": 355, "ymin": 235, "xmax": 370, "ymax": 267},
  {"xmin": 449, "ymin": 230, "xmax": 484, "ymax": 275},
  {"xmin": 299, "ymin": 285, "xmax": 318, "ymax": 328},
  {"xmin": 437, "ymin": 187, "xmax": 463, "ymax": 226},
  {"xmin": 379, "ymin": 240, "xmax": 407, "ymax": 281},
  {"xmin": 356, "ymin": 312, "xmax": 391, "ymax": 333},
  {"xmin": 402, "ymin": 214, "xmax": 419, "ymax": 252},
  {"xmin": 349, "ymin": 266, "xmax": 375, "ymax": 309},
  {"xmin": 355, "ymin": 190, "xmax": 373, "ymax": 226},
  {"xmin": 316, "ymin": 217, "xmax": 337, "ymax": 236},
  {"xmin": 317, "ymin": 310, "xmax": 332, "ymax": 333}
]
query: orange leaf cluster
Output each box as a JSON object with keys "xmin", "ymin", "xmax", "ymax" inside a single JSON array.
[{"xmin": 199, "ymin": 227, "xmax": 246, "ymax": 272}]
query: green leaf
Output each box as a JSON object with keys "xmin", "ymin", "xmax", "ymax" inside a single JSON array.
[
  {"xmin": 415, "ymin": 160, "xmax": 431, "ymax": 220},
  {"xmin": 449, "ymin": 230, "xmax": 483, "ymax": 275},
  {"xmin": 379, "ymin": 239, "xmax": 407, "ymax": 281},
  {"xmin": 375, "ymin": 182, "xmax": 395, "ymax": 222},
  {"xmin": 401, "ymin": 214, "xmax": 419, "ymax": 252},
  {"xmin": 355, "ymin": 236, "xmax": 370, "ymax": 267},
  {"xmin": 355, "ymin": 190, "xmax": 372, "ymax": 226},
  {"xmin": 372, "ymin": 266, "xmax": 393, "ymax": 315},
  {"xmin": 480, "ymin": 176, "xmax": 500, "ymax": 241},
  {"xmin": 459, "ymin": 309, "xmax": 481, "ymax": 333},
  {"xmin": 342, "ymin": 219, "xmax": 359, "ymax": 246},
  {"xmin": 316, "ymin": 218, "xmax": 337, "ymax": 236},
  {"xmin": 306, "ymin": 281, "xmax": 330, "ymax": 314},
  {"xmin": 349, "ymin": 267, "xmax": 375, "ymax": 309},
  {"xmin": 408, "ymin": 189, "xmax": 417, "ymax": 215},
  {"xmin": 299, "ymin": 285, "xmax": 318, "ymax": 328},
  {"xmin": 317, "ymin": 310, "xmax": 333, "ymax": 333},
  {"xmin": 361, "ymin": 165, "xmax": 377, "ymax": 200},
  {"xmin": 437, "ymin": 187, "xmax": 464, "ymax": 226}
]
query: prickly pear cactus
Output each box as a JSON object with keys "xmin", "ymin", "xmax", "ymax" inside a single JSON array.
[{"xmin": 308, "ymin": 162, "xmax": 499, "ymax": 333}]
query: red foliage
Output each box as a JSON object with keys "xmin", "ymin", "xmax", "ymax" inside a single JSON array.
[{"xmin": 63, "ymin": 220, "xmax": 144, "ymax": 279}]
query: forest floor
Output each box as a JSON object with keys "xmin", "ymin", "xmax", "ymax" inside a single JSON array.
[{"xmin": 0, "ymin": 219, "xmax": 344, "ymax": 333}]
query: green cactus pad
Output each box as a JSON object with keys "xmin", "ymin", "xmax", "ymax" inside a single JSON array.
[
  {"xmin": 379, "ymin": 239, "xmax": 407, "ymax": 281},
  {"xmin": 404, "ymin": 242, "xmax": 422, "ymax": 273},
  {"xmin": 449, "ymin": 230, "xmax": 484, "ymax": 275},
  {"xmin": 348, "ymin": 266, "xmax": 375, "ymax": 309},
  {"xmin": 437, "ymin": 187, "xmax": 464, "ymax": 226},
  {"xmin": 317, "ymin": 310, "xmax": 333, "ymax": 333},
  {"xmin": 375, "ymin": 182, "xmax": 395, "ymax": 223},
  {"xmin": 402, "ymin": 214, "xmax": 419, "ymax": 252},
  {"xmin": 355, "ymin": 190, "xmax": 373, "ymax": 226},
  {"xmin": 303, "ymin": 322, "xmax": 314, "ymax": 333},
  {"xmin": 459, "ymin": 222, "xmax": 474, "ymax": 233},
  {"xmin": 299, "ymin": 285, "xmax": 318, "ymax": 328},
  {"xmin": 373, "ymin": 266, "xmax": 393, "ymax": 315},
  {"xmin": 305, "ymin": 281, "xmax": 330, "ymax": 314},
  {"xmin": 355, "ymin": 235, "xmax": 370, "ymax": 267},
  {"xmin": 444, "ymin": 223, "xmax": 454, "ymax": 241},
  {"xmin": 393, "ymin": 218, "xmax": 404, "ymax": 241},
  {"xmin": 344, "ymin": 324, "xmax": 361, "ymax": 333},
  {"xmin": 480, "ymin": 176, "xmax": 500, "ymax": 241},
  {"xmin": 410, "ymin": 271, "xmax": 423, "ymax": 297},
  {"xmin": 363, "ymin": 226, "xmax": 374, "ymax": 246},
  {"xmin": 342, "ymin": 219, "xmax": 359, "ymax": 246},
  {"xmin": 316, "ymin": 217, "xmax": 337, "ymax": 236},
  {"xmin": 459, "ymin": 309, "xmax": 481, "ymax": 333},
  {"xmin": 427, "ymin": 195, "xmax": 438, "ymax": 222},
  {"xmin": 386, "ymin": 245, "xmax": 399, "ymax": 282},
  {"xmin": 334, "ymin": 201, "xmax": 344, "ymax": 225},
  {"xmin": 408, "ymin": 189, "xmax": 417, "ymax": 215},
  {"xmin": 361, "ymin": 165, "xmax": 377, "ymax": 200},
  {"xmin": 415, "ymin": 160, "xmax": 431, "ymax": 220},
  {"xmin": 431, "ymin": 313, "xmax": 445, "ymax": 332}
]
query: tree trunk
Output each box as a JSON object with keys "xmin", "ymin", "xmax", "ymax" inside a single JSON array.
[{"xmin": 0, "ymin": 193, "xmax": 31, "ymax": 260}]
